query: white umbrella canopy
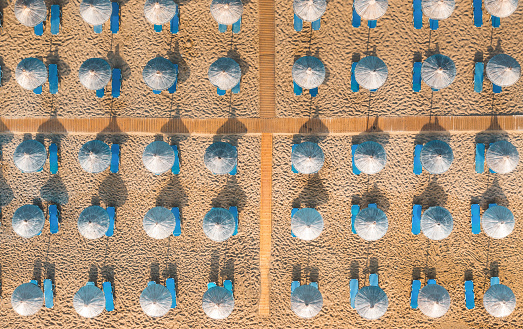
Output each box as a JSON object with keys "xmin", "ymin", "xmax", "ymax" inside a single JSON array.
[
  {"xmin": 291, "ymin": 284, "xmax": 323, "ymax": 319},
  {"xmin": 12, "ymin": 205, "xmax": 45, "ymax": 238},
  {"xmin": 203, "ymin": 208, "xmax": 236, "ymax": 242},
  {"xmin": 355, "ymin": 286, "xmax": 389, "ymax": 320},
  {"xmin": 142, "ymin": 141, "xmax": 175, "ymax": 174},
  {"xmin": 292, "ymin": 56, "xmax": 325, "ymax": 90},
  {"xmin": 13, "ymin": 140, "xmax": 47, "ymax": 173},
  {"xmin": 11, "ymin": 282, "xmax": 44, "ymax": 316},
  {"xmin": 78, "ymin": 140, "xmax": 111, "ymax": 174},
  {"xmin": 140, "ymin": 284, "xmax": 172, "ymax": 317},
  {"xmin": 421, "ymin": 206, "xmax": 453, "ymax": 240},
  {"xmin": 355, "ymin": 56, "xmax": 388, "ymax": 90},
  {"xmin": 204, "ymin": 142, "xmax": 237, "ymax": 175},
  {"xmin": 418, "ymin": 283, "xmax": 451, "ymax": 318},
  {"xmin": 293, "ymin": 0, "xmax": 326, "ymax": 22},
  {"xmin": 143, "ymin": 207, "xmax": 176, "ymax": 239},
  {"xmin": 14, "ymin": 0, "xmax": 46, "ymax": 27},
  {"xmin": 211, "ymin": 0, "xmax": 243, "ymax": 25},
  {"xmin": 291, "ymin": 141, "xmax": 324, "ymax": 174},
  {"xmin": 144, "ymin": 0, "xmax": 177, "ymax": 24},
  {"xmin": 15, "ymin": 58, "xmax": 47, "ymax": 90},
  {"xmin": 78, "ymin": 206, "xmax": 110, "ymax": 239},
  {"xmin": 73, "ymin": 285, "xmax": 105, "ymax": 318},
  {"xmin": 354, "ymin": 0, "xmax": 388, "ymax": 20},
  {"xmin": 208, "ymin": 58, "xmax": 241, "ymax": 91},
  {"xmin": 486, "ymin": 54, "xmax": 521, "ymax": 88},
  {"xmin": 421, "ymin": 0, "xmax": 455, "ymax": 19},
  {"xmin": 202, "ymin": 286, "xmax": 235, "ymax": 319},
  {"xmin": 420, "ymin": 140, "xmax": 453, "ymax": 174},
  {"xmin": 143, "ymin": 58, "xmax": 177, "ymax": 91},
  {"xmin": 421, "ymin": 54, "xmax": 456, "ymax": 90},
  {"xmin": 485, "ymin": 0, "xmax": 518, "ymax": 17},
  {"xmin": 481, "ymin": 205, "xmax": 515, "ymax": 239},
  {"xmin": 79, "ymin": 58, "xmax": 111, "ymax": 90},
  {"xmin": 486, "ymin": 140, "xmax": 519, "ymax": 174},
  {"xmin": 354, "ymin": 141, "xmax": 387, "ymax": 174},
  {"xmin": 80, "ymin": 0, "xmax": 111, "ymax": 25},
  {"xmin": 484, "ymin": 284, "xmax": 516, "ymax": 317},
  {"xmin": 291, "ymin": 208, "xmax": 324, "ymax": 241},
  {"xmin": 354, "ymin": 207, "xmax": 388, "ymax": 241}
]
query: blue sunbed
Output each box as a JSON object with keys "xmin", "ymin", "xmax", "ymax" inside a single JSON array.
[
  {"xmin": 294, "ymin": 14, "xmax": 303, "ymax": 32},
  {"xmin": 310, "ymin": 282, "xmax": 318, "ymax": 289},
  {"xmin": 413, "ymin": 0, "xmax": 422, "ymax": 29},
  {"xmin": 490, "ymin": 277, "xmax": 499, "ymax": 285},
  {"xmin": 49, "ymin": 143, "xmax": 58, "ymax": 174},
  {"xmin": 311, "ymin": 18, "xmax": 320, "ymax": 31},
  {"xmin": 489, "ymin": 203, "xmax": 496, "ymax": 208},
  {"xmin": 429, "ymin": 19, "xmax": 438, "ymax": 30},
  {"xmin": 369, "ymin": 273, "xmax": 378, "ymax": 286},
  {"xmin": 51, "ymin": 5, "xmax": 60, "ymax": 35},
  {"xmin": 351, "ymin": 205, "xmax": 359, "ymax": 234},
  {"xmin": 232, "ymin": 17, "xmax": 241, "ymax": 34},
  {"xmin": 111, "ymin": 2, "xmax": 119, "ymax": 34},
  {"xmin": 224, "ymin": 279, "xmax": 233, "ymax": 294},
  {"xmin": 207, "ymin": 282, "xmax": 217, "ymax": 289},
  {"xmin": 291, "ymin": 281, "xmax": 300, "ymax": 293},
  {"xmin": 44, "ymin": 279, "xmax": 53, "ymax": 308},
  {"xmin": 34, "ymin": 22, "xmax": 44, "ymax": 36},
  {"xmin": 49, "ymin": 204, "xmax": 59, "ymax": 234},
  {"xmin": 218, "ymin": 24, "xmax": 227, "ymax": 33},
  {"xmin": 166, "ymin": 278, "xmax": 177, "ymax": 308},
  {"xmin": 473, "ymin": 0, "xmax": 482, "ymax": 27},
  {"xmin": 352, "ymin": 5, "xmax": 361, "ymax": 28},
  {"xmin": 154, "ymin": 24, "xmax": 162, "ymax": 32},
  {"xmin": 168, "ymin": 64, "xmax": 178, "ymax": 94},
  {"xmin": 412, "ymin": 204, "xmax": 421, "ymax": 235},
  {"xmin": 110, "ymin": 144, "xmax": 119, "ymax": 173},
  {"xmin": 368, "ymin": 203, "xmax": 377, "ymax": 209},
  {"xmin": 103, "ymin": 281, "xmax": 114, "ymax": 311},
  {"xmin": 428, "ymin": 279, "xmax": 436, "ymax": 284},
  {"xmin": 475, "ymin": 143, "xmax": 485, "ymax": 173},
  {"xmin": 413, "ymin": 144, "xmax": 422, "ymax": 175},
  {"xmin": 171, "ymin": 5, "xmax": 179, "ymax": 34},
  {"xmin": 112, "ymin": 68, "xmax": 121, "ymax": 98},
  {"xmin": 309, "ymin": 87, "xmax": 318, "ymax": 97},
  {"xmin": 351, "ymin": 62, "xmax": 359, "ymax": 92},
  {"xmin": 352, "ymin": 144, "xmax": 361, "ymax": 175},
  {"xmin": 217, "ymin": 87, "xmax": 226, "ymax": 96},
  {"xmin": 413, "ymin": 62, "xmax": 421, "ymax": 92},
  {"xmin": 230, "ymin": 206, "xmax": 238, "ymax": 236},
  {"xmin": 171, "ymin": 145, "xmax": 180, "ymax": 174},
  {"xmin": 232, "ymin": 82, "xmax": 240, "ymax": 94},
  {"xmin": 491, "ymin": 16, "xmax": 500, "ymax": 28},
  {"xmin": 291, "ymin": 145, "xmax": 299, "ymax": 173},
  {"xmin": 493, "ymin": 84, "xmax": 502, "ymax": 93},
  {"xmin": 465, "ymin": 280, "xmax": 475, "ymax": 309},
  {"xmin": 368, "ymin": 20, "xmax": 377, "ymax": 28},
  {"xmin": 147, "ymin": 281, "xmax": 156, "ymax": 287},
  {"xmin": 87, "ymin": 281, "xmax": 96, "ymax": 286},
  {"xmin": 410, "ymin": 279, "xmax": 421, "ymax": 309},
  {"xmin": 153, "ymin": 89, "xmax": 162, "ymax": 94},
  {"xmin": 229, "ymin": 146, "xmax": 237, "ymax": 175},
  {"xmin": 488, "ymin": 143, "xmax": 496, "ymax": 173},
  {"xmin": 96, "ymin": 88, "xmax": 104, "ymax": 98},
  {"xmin": 474, "ymin": 62, "xmax": 484, "ymax": 93},
  {"xmin": 49, "ymin": 64, "xmax": 58, "ymax": 94},
  {"xmin": 172, "ymin": 207, "xmax": 181, "ymax": 236},
  {"xmin": 34, "ymin": 85, "xmax": 43, "ymax": 95},
  {"xmin": 291, "ymin": 208, "xmax": 298, "ymax": 237},
  {"xmin": 31, "ymin": 280, "xmax": 38, "ymax": 286},
  {"xmin": 293, "ymin": 81, "xmax": 302, "ymax": 96},
  {"xmin": 94, "ymin": 24, "xmax": 103, "ymax": 34},
  {"xmin": 106, "ymin": 206, "xmax": 115, "ymax": 237},
  {"xmin": 350, "ymin": 279, "xmax": 358, "ymax": 308},
  {"xmin": 471, "ymin": 204, "xmax": 480, "ymax": 234}
]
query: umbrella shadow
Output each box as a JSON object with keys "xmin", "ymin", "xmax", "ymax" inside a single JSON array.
[
  {"xmin": 107, "ymin": 45, "xmax": 131, "ymax": 81},
  {"xmin": 0, "ymin": 56, "xmax": 11, "ymax": 84},
  {"xmin": 213, "ymin": 117, "xmax": 247, "ymax": 147},
  {"xmin": 292, "ymin": 174, "xmax": 329, "ymax": 209},
  {"xmin": 99, "ymin": 173, "xmax": 128, "ymax": 207},
  {"xmin": 475, "ymin": 177, "xmax": 508, "ymax": 209},
  {"xmin": 413, "ymin": 177, "xmax": 448, "ymax": 210},
  {"xmin": 351, "ymin": 116, "xmax": 391, "ymax": 146},
  {"xmin": 167, "ymin": 39, "xmax": 190, "ymax": 85},
  {"xmin": 424, "ymin": 42, "xmax": 440, "ymax": 58},
  {"xmin": 88, "ymin": 265, "xmax": 98, "ymax": 285},
  {"xmin": 45, "ymin": 46, "xmax": 71, "ymax": 79},
  {"xmin": 32, "ymin": 260, "xmax": 42, "ymax": 285},
  {"xmin": 475, "ymin": 116, "xmax": 509, "ymax": 144},
  {"xmin": 292, "ymin": 263, "xmax": 302, "ymax": 282},
  {"xmin": 226, "ymin": 49, "xmax": 250, "ymax": 77},
  {"xmin": 36, "ymin": 116, "xmax": 68, "ymax": 150},
  {"xmin": 414, "ymin": 117, "xmax": 451, "ymax": 145},
  {"xmin": 95, "ymin": 116, "xmax": 130, "ymax": 145},
  {"xmin": 292, "ymin": 107, "xmax": 329, "ymax": 143},
  {"xmin": 155, "ymin": 175, "xmax": 188, "ymax": 209},
  {"xmin": 0, "ymin": 124, "xmax": 14, "ymax": 207},
  {"xmin": 149, "ymin": 262, "xmax": 160, "ymax": 284},
  {"xmin": 40, "ymin": 175, "xmax": 69, "ymax": 204},
  {"xmin": 211, "ymin": 176, "xmax": 247, "ymax": 212},
  {"xmin": 360, "ymin": 183, "xmax": 390, "ymax": 212}
]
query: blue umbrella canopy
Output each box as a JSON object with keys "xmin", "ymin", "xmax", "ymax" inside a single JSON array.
[
  {"xmin": 78, "ymin": 206, "xmax": 110, "ymax": 239},
  {"xmin": 486, "ymin": 140, "xmax": 519, "ymax": 174},
  {"xmin": 355, "ymin": 56, "xmax": 388, "ymax": 90},
  {"xmin": 482, "ymin": 206, "xmax": 515, "ymax": 239},
  {"xmin": 144, "ymin": 0, "xmax": 177, "ymax": 24},
  {"xmin": 202, "ymin": 286, "xmax": 234, "ymax": 319},
  {"xmin": 15, "ymin": 58, "xmax": 47, "ymax": 90},
  {"xmin": 421, "ymin": 0, "xmax": 455, "ymax": 19},
  {"xmin": 143, "ymin": 58, "xmax": 177, "ymax": 91},
  {"xmin": 291, "ymin": 284, "xmax": 323, "ymax": 318},
  {"xmin": 487, "ymin": 54, "xmax": 521, "ymax": 87},
  {"xmin": 291, "ymin": 208, "xmax": 324, "ymax": 241},
  {"xmin": 355, "ymin": 286, "xmax": 389, "ymax": 320},
  {"xmin": 78, "ymin": 140, "xmax": 111, "ymax": 173},
  {"xmin": 418, "ymin": 283, "xmax": 451, "ymax": 318},
  {"xmin": 142, "ymin": 141, "xmax": 175, "ymax": 175},
  {"xmin": 291, "ymin": 142, "xmax": 324, "ymax": 174},
  {"xmin": 420, "ymin": 140, "xmax": 453, "ymax": 174},
  {"xmin": 421, "ymin": 54, "xmax": 456, "ymax": 90},
  {"xmin": 292, "ymin": 56, "xmax": 325, "ymax": 90},
  {"xmin": 14, "ymin": 0, "xmax": 46, "ymax": 27},
  {"xmin": 421, "ymin": 206, "xmax": 453, "ymax": 240},
  {"xmin": 140, "ymin": 283, "xmax": 172, "ymax": 317},
  {"xmin": 208, "ymin": 58, "xmax": 241, "ymax": 91},
  {"xmin": 11, "ymin": 282, "xmax": 43, "ymax": 316},
  {"xmin": 12, "ymin": 205, "xmax": 45, "ymax": 238},
  {"xmin": 80, "ymin": 0, "xmax": 111, "ymax": 25},
  {"xmin": 204, "ymin": 142, "xmax": 237, "ymax": 175},
  {"xmin": 354, "ymin": 207, "xmax": 388, "ymax": 241},
  {"xmin": 354, "ymin": 141, "xmax": 387, "ymax": 174},
  {"xmin": 484, "ymin": 284, "xmax": 516, "ymax": 317},
  {"xmin": 13, "ymin": 140, "xmax": 47, "ymax": 173},
  {"xmin": 485, "ymin": 0, "xmax": 518, "ymax": 17},
  {"xmin": 79, "ymin": 58, "xmax": 111, "ymax": 90},
  {"xmin": 143, "ymin": 207, "xmax": 176, "ymax": 239},
  {"xmin": 211, "ymin": 0, "xmax": 243, "ymax": 25},
  {"xmin": 293, "ymin": 0, "xmax": 326, "ymax": 22},
  {"xmin": 73, "ymin": 285, "xmax": 105, "ymax": 318},
  {"xmin": 354, "ymin": 0, "xmax": 388, "ymax": 20},
  {"xmin": 203, "ymin": 208, "xmax": 236, "ymax": 242}
]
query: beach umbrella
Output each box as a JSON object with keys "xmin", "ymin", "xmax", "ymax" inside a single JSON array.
[
  {"xmin": 486, "ymin": 54, "xmax": 521, "ymax": 87},
  {"xmin": 418, "ymin": 283, "xmax": 451, "ymax": 318},
  {"xmin": 14, "ymin": 0, "xmax": 46, "ymax": 27},
  {"xmin": 210, "ymin": 0, "xmax": 243, "ymax": 25},
  {"xmin": 420, "ymin": 140, "xmax": 453, "ymax": 174},
  {"xmin": 143, "ymin": 58, "xmax": 177, "ymax": 91},
  {"xmin": 203, "ymin": 208, "xmax": 236, "ymax": 242},
  {"xmin": 291, "ymin": 208, "xmax": 324, "ymax": 241},
  {"xmin": 354, "ymin": 207, "xmax": 388, "ymax": 241},
  {"xmin": 73, "ymin": 285, "xmax": 105, "ymax": 318},
  {"xmin": 11, "ymin": 283, "xmax": 43, "ymax": 316},
  {"xmin": 80, "ymin": 0, "xmax": 111, "ymax": 25},
  {"xmin": 202, "ymin": 286, "xmax": 234, "ymax": 319},
  {"xmin": 204, "ymin": 142, "xmax": 237, "ymax": 175},
  {"xmin": 142, "ymin": 141, "xmax": 175, "ymax": 175},
  {"xmin": 143, "ymin": 207, "xmax": 176, "ymax": 239},
  {"xmin": 485, "ymin": 0, "xmax": 518, "ymax": 17},
  {"xmin": 144, "ymin": 0, "xmax": 177, "ymax": 24},
  {"xmin": 208, "ymin": 58, "xmax": 241, "ymax": 91},
  {"xmin": 421, "ymin": 54, "xmax": 456, "ymax": 90},
  {"xmin": 12, "ymin": 205, "xmax": 45, "ymax": 238},
  {"xmin": 13, "ymin": 140, "xmax": 46, "ymax": 173},
  {"xmin": 291, "ymin": 285, "xmax": 323, "ymax": 319},
  {"xmin": 481, "ymin": 205, "xmax": 515, "ymax": 239},
  {"xmin": 78, "ymin": 206, "xmax": 110, "ymax": 239},
  {"xmin": 292, "ymin": 56, "xmax": 325, "ymax": 90},
  {"xmin": 291, "ymin": 142, "xmax": 324, "ymax": 174},
  {"xmin": 483, "ymin": 284, "xmax": 516, "ymax": 317},
  {"xmin": 15, "ymin": 58, "xmax": 47, "ymax": 90},
  {"xmin": 354, "ymin": 141, "xmax": 387, "ymax": 174},
  {"xmin": 79, "ymin": 58, "xmax": 111, "ymax": 90},
  {"xmin": 355, "ymin": 286, "xmax": 389, "ymax": 320},
  {"xmin": 486, "ymin": 140, "xmax": 519, "ymax": 174},
  {"xmin": 140, "ymin": 284, "xmax": 172, "ymax": 317},
  {"xmin": 293, "ymin": 0, "xmax": 326, "ymax": 22},
  {"xmin": 421, "ymin": 0, "xmax": 455, "ymax": 20},
  {"xmin": 78, "ymin": 140, "xmax": 111, "ymax": 173},
  {"xmin": 421, "ymin": 206, "xmax": 453, "ymax": 240},
  {"xmin": 355, "ymin": 56, "xmax": 388, "ymax": 90},
  {"xmin": 354, "ymin": 0, "xmax": 388, "ymax": 20}
]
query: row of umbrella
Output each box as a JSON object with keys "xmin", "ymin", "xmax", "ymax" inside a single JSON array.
[{"xmin": 292, "ymin": 53, "xmax": 521, "ymax": 91}]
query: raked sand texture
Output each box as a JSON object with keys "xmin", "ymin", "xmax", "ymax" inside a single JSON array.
[
  {"xmin": 276, "ymin": 0, "xmax": 523, "ymax": 117},
  {"xmin": 0, "ymin": 0, "xmax": 258, "ymax": 118}
]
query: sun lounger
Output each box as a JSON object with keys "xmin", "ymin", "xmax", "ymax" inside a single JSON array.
[
  {"xmin": 49, "ymin": 143, "xmax": 58, "ymax": 174},
  {"xmin": 171, "ymin": 6, "xmax": 180, "ymax": 34},
  {"xmin": 412, "ymin": 204, "xmax": 421, "ymax": 235},
  {"xmin": 490, "ymin": 277, "xmax": 499, "ymax": 285},
  {"xmin": 352, "ymin": 144, "xmax": 361, "ymax": 175},
  {"xmin": 293, "ymin": 81, "xmax": 302, "ymax": 96},
  {"xmin": 309, "ymin": 87, "xmax": 318, "ymax": 97},
  {"xmin": 103, "ymin": 281, "xmax": 114, "ymax": 311},
  {"xmin": 294, "ymin": 14, "xmax": 303, "ymax": 32},
  {"xmin": 87, "ymin": 281, "xmax": 96, "ymax": 286},
  {"xmin": 465, "ymin": 280, "xmax": 475, "ymax": 309},
  {"xmin": 489, "ymin": 203, "xmax": 496, "ymax": 208},
  {"xmin": 111, "ymin": 2, "xmax": 119, "ymax": 34},
  {"xmin": 94, "ymin": 24, "xmax": 103, "ymax": 34},
  {"xmin": 471, "ymin": 204, "xmax": 480, "ymax": 234},
  {"xmin": 171, "ymin": 144, "xmax": 180, "ymax": 174},
  {"xmin": 230, "ymin": 206, "xmax": 238, "ymax": 236},
  {"xmin": 291, "ymin": 281, "xmax": 300, "ymax": 293},
  {"xmin": 368, "ymin": 20, "xmax": 377, "ymax": 28},
  {"xmin": 224, "ymin": 279, "xmax": 233, "ymax": 294},
  {"xmin": 217, "ymin": 87, "xmax": 226, "ymax": 96},
  {"xmin": 413, "ymin": 144, "xmax": 422, "ymax": 175},
  {"xmin": 232, "ymin": 17, "xmax": 241, "ymax": 34},
  {"xmin": 291, "ymin": 145, "xmax": 299, "ymax": 173},
  {"xmin": 31, "ymin": 280, "xmax": 38, "ymax": 286},
  {"xmin": 368, "ymin": 203, "xmax": 377, "ymax": 209},
  {"xmin": 350, "ymin": 279, "xmax": 358, "ymax": 308},
  {"xmin": 34, "ymin": 22, "xmax": 44, "ymax": 36},
  {"xmin": 351, "ymin": 205, "xmax": 359, "ymax": 234},
  {"xmin": 34, "ymin": 85, "xmax": 43, "ymax": 95},
  {"xmin": 112, "ymin": 68, "xmax": 121, "ymax": 98},
  {"xmin": 311, "ymin": 18, "xmax": 320, "ymax": 31},
  {"xmin": 110, "ymin": 144, "xmax": 119, "ymax": 173},
  {"xmin": 106, "ymin": 206, "xmax": 115, "ymax": 237},
  {"xmin": 488, "ymin": 143, "xmax": 496, "ymax": 173},
  {"xmin": 310, "ymin": 282, "xmax": 318, "ymax": 289},
  {"xmin": 413, "ymin": 0, "xmax": 422, "ymax": 29},
  {"xmin": 429, "ymin": 19, "xmax": 438, "ymax": 30},
  {"xmin": 96, "ymin": 88, "xmax": 104, "ymax": 98},
  {"xmin": 351, "ymin": 62, "xmax": 359, "ymax": 92},
  {"xmin": 410, "ymin": 279, "xmax": 421, "ymax": 308},
  {"xmin": 166, "ymin": 278, "xmax": 177, "ymax": 308},
  {"xmin": 207, "ymin": 282, "xmax": 217, "ymax": 289},
  {"xmin": 229, "ymin": 146, "xmax": 237, "ymax": 175},
  {"xmin": 154, "ymin": 24, "xmax": 162, "ymax": 32},
  {"xmin": 473, "ymin": 0, "xmax": 482, "ymax": 27},
  {"xmin": 44, "ymin": 279, "xmax": 53, "ymax": 308},
  {"xmin": 352, "ymin": 5, "xmax": 361, "ymax": 28},
  {"xmin": 171, "ymin": 207, "xmax": 181, "ymax": 236},
  {"xmin": 428, "ymin": 279, "xmax": 436, "ymax": 284},
  {"xmin": 49, "ymin": 64, "xmax": 58, "ymax": 94},
  {"xmin": 491, "ymin": 16, "xmax": 500, "ymax": 28},
  {"xmin": 153, "ymin": 89, "xmax": 161, "ymax": 94},
  {"xmin": 51, "ymin": 5, "xmax": 60, "ymax": 35},
  {"xmin": 168, "ymin": 64, "xmax": 178, "ymax": 94},
  {"xmin": 232, "ymin": 82, "xmax": 240, "ymax": 94},
  {"xmin": 413, "ymin": 62, "xmax": 421, "ymax": 92},
  {"xmin": 219, "ymin": 24, "xmax": 227, "ymax": 33},
  {"xmin": 369, "ymin": 273, "xmax": 378, "ymax": 286},
  {"xmin": 493, "ymin": 84, "xmax": 502, "ymax": 93},
  {"xmin": 474, "ymin": 62, "xmax": 484, "ymax": 93},
  {"xmin": 49, "ymin": 204, "xmax": 59, "ymax": 234},
  {"xmin": 291, "ymin": 208, "xmax": 298, "ymax": 237}
]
